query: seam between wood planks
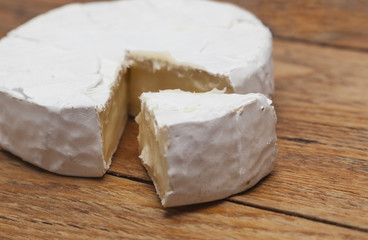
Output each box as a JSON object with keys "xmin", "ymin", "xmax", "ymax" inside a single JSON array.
[
  {"xmin": 274, "ymin": 35, "xmax": 368, "ymax": 53},
  {"xmin": 278, "ymin": 136, "xmax": 368, "ymax": 156},
  {"xmin": 278, "ymin": 137, "xmax": 319, "ymax": 144},
  {"xmin": 108, "ymin": 170, "xmax": 153, "ymax": 185},
  {"xmin": 105, "ymin": 171, "xmax": 368, "ymax": 234},
  {"xmin": 226, "ymin": 199, "xmax": 368, "ymax": 234},
  {"xmin": 1, "ymin": 149, "xmax": 366, "ymax": 233},
  {"xmin": 276, "ymin": 116, "xmax": 368, "ymax": 149}
]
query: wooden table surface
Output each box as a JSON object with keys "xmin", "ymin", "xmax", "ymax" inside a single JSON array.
[{"xmin": 1, "ymin": 0, "xmax": 367, "ymax": 239}]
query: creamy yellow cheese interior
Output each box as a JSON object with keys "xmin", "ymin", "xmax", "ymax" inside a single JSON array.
[
  {"xmin": 97, "ymin": 67, "xmax": 129, "ymax": 165},
  {"xmin": 127, "ymin": 53, "xmax": 233, "ymax": 116},
  {"xmin": 136, "ymin": 107, "xmax": 172, "ymax": 199},
  {"xmin": 98, "ymin": 53, "xmax": 233, "ymax": 167}
]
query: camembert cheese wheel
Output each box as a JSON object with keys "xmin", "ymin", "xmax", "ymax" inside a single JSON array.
[{"xmin": 0, "ymin": 0, "xmax": 273, "ymax": 177}]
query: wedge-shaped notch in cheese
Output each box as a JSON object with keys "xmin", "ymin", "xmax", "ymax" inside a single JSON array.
[
  {"xmin": 136, "ymin": 91, "xmax": 278, "ymax": 207},
  {"xmin": 0, "ymin": 0, "xmax": 274, "ymax": 177}
]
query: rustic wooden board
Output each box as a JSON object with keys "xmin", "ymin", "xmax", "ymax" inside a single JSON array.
[
  {"xmin": 108, "ymin": 39, "xmax": 368, "ymax": 231},
  {"xmin": 222, "ymin": 0, "xmax": 368, "ymax": 50},
  {"xmin": 1, "ymin": 151, "xmax": 367, "ymax": 240},
  {"xmin": 232, "ymin": 39, "xmax": 368, "ymax": 228},
  {"xmin": 1, "ymin": 0, "xmax": 368, "ymax": 238}
]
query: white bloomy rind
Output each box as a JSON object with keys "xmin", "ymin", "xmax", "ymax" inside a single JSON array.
[
  {"xmin": 137, "ymin": 91, "xmax": 278, "ymax": 207},
  {"xmin": 0, "ymin": 92, "xmax": 106, "ymax": 176},
  {"xmin": 0, "ymin": 0, "xmax": 274, "ymax": 176}
]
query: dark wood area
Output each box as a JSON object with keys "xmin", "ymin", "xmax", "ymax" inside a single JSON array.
[{"xmin": 223, "ymin": 0, "xmax": 368, "ymax": 50}]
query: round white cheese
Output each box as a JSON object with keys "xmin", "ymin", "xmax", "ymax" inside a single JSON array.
[{"xmin": 0, "ymin": 0, "xmax": 274, "ymax": 177}]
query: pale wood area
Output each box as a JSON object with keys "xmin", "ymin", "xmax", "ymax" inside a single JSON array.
[
  {"xmin": 1, "ymin": 151, "xmax": 368, "ymax": 239},
  {"xmin": 1, "ymin": 0, "xmax": 368, "ymax": 238},
  {"xmin": 221, "ymin": 0, "xmax": 368, "ymax": 50}
]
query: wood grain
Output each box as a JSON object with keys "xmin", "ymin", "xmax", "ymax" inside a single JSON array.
[
  {"xmin": 109, "ymin": 119, "xmax": 149, "ymax": 181},
  {"xmin": 220, "ymin": 0, "xmax": 368, "ymax": 50},
  {"xmin": 1, "ymin": 151, "xmax": 367, "ymax": 240},
  {"xmin": 107, "ymin": 39, "xmax": 368, "ymax": 231}
]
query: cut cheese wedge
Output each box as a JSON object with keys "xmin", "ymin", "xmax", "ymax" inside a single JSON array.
[
  {"xmin": 0, "ymin": 0, "xmax": 274, "ymax": 176},
  {"xmin": 136, "ymin": 91, "xmax": 278, "ymax": 207}
]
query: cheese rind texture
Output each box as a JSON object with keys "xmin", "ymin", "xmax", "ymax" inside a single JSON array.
[
  {"xmin": 0, "ymin": 0, "xmax": 273, "ymax": 109},
  {"xmin": 0, "ymin": 0, "xmax": 273, "ymax": 176},
  {"xmin": 137, "ymin": 91, "xmax": 278, "ymax": 207},
  {"xmin": 0, "ymin": 92, "xmax": 106, "ymax": 176}
]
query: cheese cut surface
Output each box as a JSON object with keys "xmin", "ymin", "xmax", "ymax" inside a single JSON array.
[
  {"xmin": 137, "ymin": 91, "xmax": 278, "ymax": 207},
  {"xmin": 0, "ymin": 0, "xmax": 274, "ymax": 176}
]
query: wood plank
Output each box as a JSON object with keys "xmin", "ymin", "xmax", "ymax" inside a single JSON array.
[
  {"xmin": 230, "ymin": 39, "xmax": 368, "ymax": 229},
  {"xmin": 1, "ymin": 151, "xmax": 366, "ymax": 239},
  {"xmin": 219, "ymin": 0, "xmax": 368, "ymax": 50},
  {"xmin": 106, "ymin": 39, "xmax": 368, "ymax": 230},
  {"xmin": 109, "ymin": 119, "xmax": 149, "ymax": 181}
]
